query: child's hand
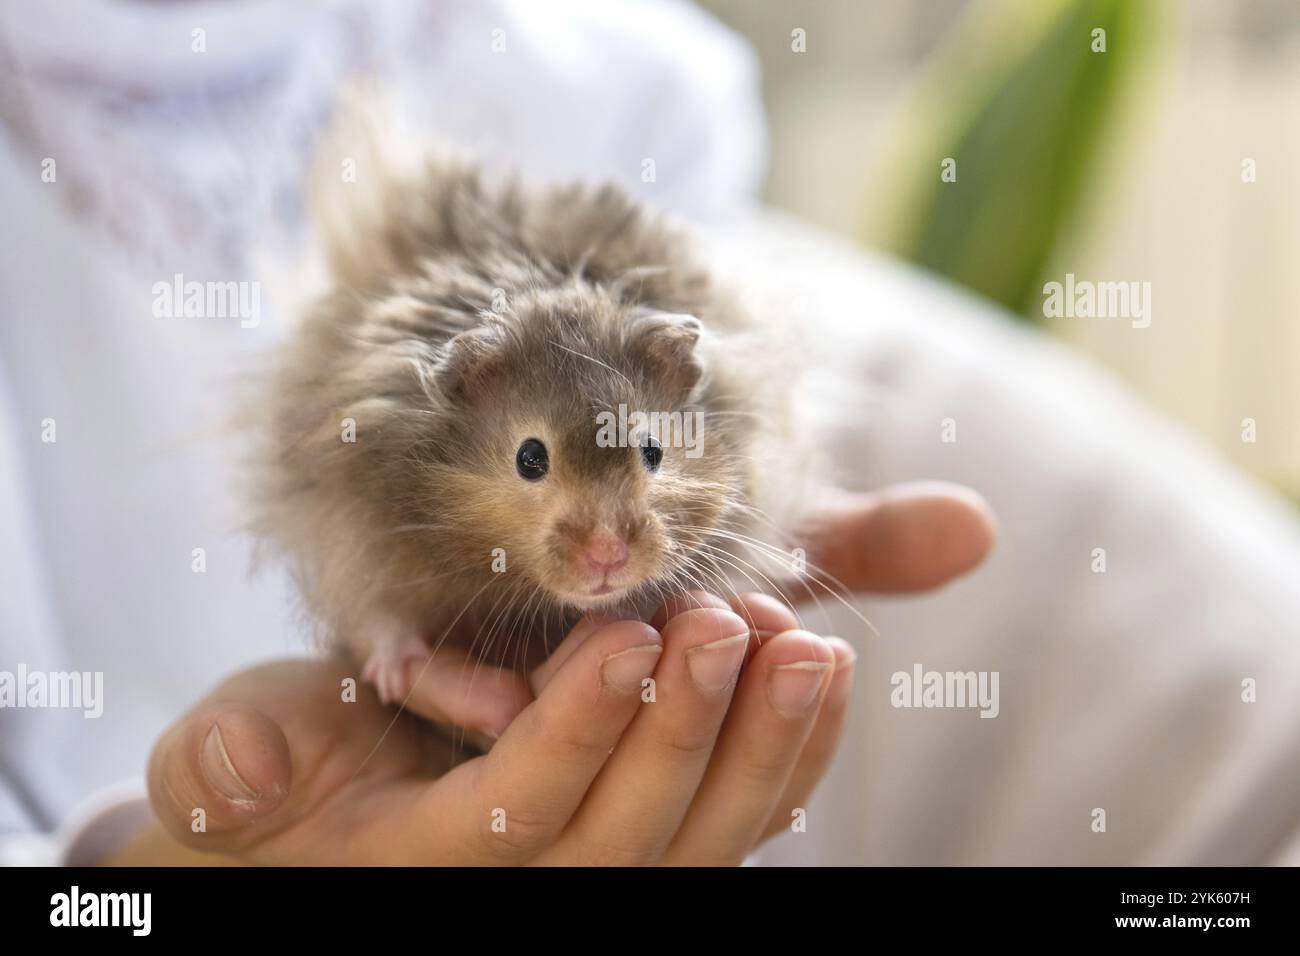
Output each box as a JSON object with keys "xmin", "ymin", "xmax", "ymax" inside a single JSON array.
[{"xmin": 129, "ymin": 596, "xmax": 850, "ymax": 865}]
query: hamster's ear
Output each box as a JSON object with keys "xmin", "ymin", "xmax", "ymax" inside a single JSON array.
[
  {"xmin": 627, "ymin": 311, "xmax": 703, "ymax": 394},
  {"xmin": 435, "ymin": 323, "xmax": 508, "ymax": 402}
]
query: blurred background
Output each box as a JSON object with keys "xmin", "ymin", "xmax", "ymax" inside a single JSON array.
[{"xmin": 700, "ymin": 0, "xmax": 1300, "ymax": 497}]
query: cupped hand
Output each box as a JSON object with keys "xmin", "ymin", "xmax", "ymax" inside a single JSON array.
[{"xmin": 131, "ymin": 592, "xmax": 853, "ymax": 865}]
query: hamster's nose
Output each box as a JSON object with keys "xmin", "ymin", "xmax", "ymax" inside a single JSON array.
[{"xmin": 581, "ymin": 530, "xmax": 629, "ymax": 575}]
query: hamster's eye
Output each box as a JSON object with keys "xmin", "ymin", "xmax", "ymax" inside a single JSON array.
[
  {"xmin": 516, "ymin": 438, "xmax": 549, "ymax": 481},
  {"xmin": 640, "ymin": 434, "xmax": 663, "ymax": 472}
]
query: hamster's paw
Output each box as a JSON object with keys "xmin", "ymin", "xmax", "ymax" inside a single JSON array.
[{"xmin": 360, "ymin": 631, "xmax": 431, "ymax": 706}]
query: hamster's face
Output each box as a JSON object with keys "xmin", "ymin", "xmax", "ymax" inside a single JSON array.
[
  {"xmin": 461, "ymin": 420, "xmax": 724, "ymax": 611},
  {"xmin": 409, "ymin": 294, "xmax": 752, "ymax": 613}
]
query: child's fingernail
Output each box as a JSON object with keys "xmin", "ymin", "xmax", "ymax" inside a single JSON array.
[
  {"xmin": 767, "ymin": 661, "xmax": 832, "ymax": 717},
  {"xmin": 686, "ymin": 632, "xmax": 749, "ymax": 693},
  {"xmin": 601, "ymin": 644, "xmax": 663, "ymax": 694},
  {"xmin": 826, "ymin": 638, "xmax": 857, "ymax": 669},
  {"xmin": 201, "ymin": 723, "xmax": 259, "ymax": 801}
]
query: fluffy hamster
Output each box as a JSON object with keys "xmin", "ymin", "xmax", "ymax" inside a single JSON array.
[{"xmin": 249, "ymin": 150, "xmax": 819, "ymax": 705}]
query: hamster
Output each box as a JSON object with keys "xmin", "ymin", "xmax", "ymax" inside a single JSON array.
[{"xmin": 248, "ymin": 146, "xmax": 825, "ymax": 707}]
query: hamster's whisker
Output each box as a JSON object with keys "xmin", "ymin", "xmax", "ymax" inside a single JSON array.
[
  {"xmin": 679, "ymin": 525, "xmax": 879, "ymax": 641},
  {"xmin": 674, "ymin": 551, "xmax": 736, "ymax": 607},
  {"xmin": 661, "ymin": 561, "xmax": 705, "ymax": 605},
  {"xmin": 351, "ymin": 574, "xmax": 501, "ymax": 778},
  {"xmin": 454, "ymin": 577, "xmax": 534, "ymax": 755},
  {"xmin": 706, "ymin": 512, "xmax": 836, "ymax": 630},
  {"xmin": 509, "ymin": 581, "xmax": 545, "ymax": 675},
  {"xmin": 512, "ymin": 585, "xmax": 541, "ymax": 678},
  {"xmin": 701, "ymin": 542, "xmax": 821, "ymax": 629},
  {"xmin": 465, "ymin": 579, "xmax": 519, "ymax": 671},
  {"xmin": 666, "ymin": 542, "xmax": 736, "ymax": 607},
  {"xmin": 691, "ymin": 543, "xmax": 802, "ymax": 625}
]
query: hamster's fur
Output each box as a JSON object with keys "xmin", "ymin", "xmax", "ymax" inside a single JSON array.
[{"xmin": 249, "ymin": 130, "xmax": 817, "ymax": 705}]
